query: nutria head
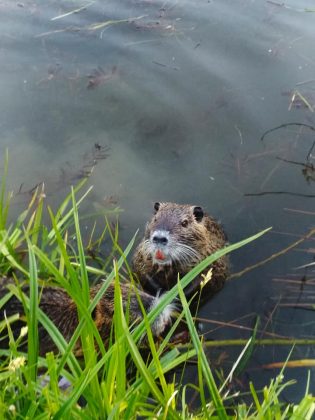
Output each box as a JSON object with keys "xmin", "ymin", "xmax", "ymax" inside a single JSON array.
[
  {"xmin": 133, "ymin": 202, "xmax": 228, "ymax": 296},
  {"xmin": 143, "ymin": 202, "xmax": 211, "ymax": 268}
]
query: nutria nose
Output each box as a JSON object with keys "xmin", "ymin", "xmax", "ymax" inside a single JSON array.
[{"xmin": 152, "ymin": 234, "xmax": 168, "ymax": 245}]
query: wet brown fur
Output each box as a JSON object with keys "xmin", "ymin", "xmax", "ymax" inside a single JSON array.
[{"xmin": 0, "ymin": 279, "xmax": 170, "ymax": 356}]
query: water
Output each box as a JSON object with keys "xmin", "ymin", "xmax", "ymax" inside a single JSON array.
[{"xmin": 1, "ymin": 0, "xmax": 315, "ymax": 403}]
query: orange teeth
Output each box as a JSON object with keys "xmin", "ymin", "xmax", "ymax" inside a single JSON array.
[{"xmin": 155, "ymin": 250, "xmax": 166, "ymax": 260}]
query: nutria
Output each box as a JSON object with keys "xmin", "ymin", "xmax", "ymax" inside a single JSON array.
[
  {"xmin": 132, "ymin": 202, "xmax": 228, "ymax": 299},
  {"xmin": 0, "ymin": 202, "xmax": 227, "ymax": 354},
  {"xmin": 0, "ymin": 278, "xmax": 173, "ymax": 356}
]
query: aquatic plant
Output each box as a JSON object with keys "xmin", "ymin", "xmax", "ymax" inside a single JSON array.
[{"xmin": 0, "ymin": 155, "xmax": 314, "ymax": 419}]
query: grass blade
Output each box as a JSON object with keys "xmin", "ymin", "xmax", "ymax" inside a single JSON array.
[
  {"xmin": 26, "ymin": 236, "xmax": 39, "ymax": 384},
  {"xmin": 178, "ymin": 280, "xmax": 227, "ymax": 419}
]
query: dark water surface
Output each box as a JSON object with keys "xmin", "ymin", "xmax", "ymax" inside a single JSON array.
[{"xmin": 1, "ymin": 0, "xmax": 315, "ymax": 403}]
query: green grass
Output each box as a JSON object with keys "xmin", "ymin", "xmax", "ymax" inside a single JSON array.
[{"xmin": 0, "ymin": 155, "xmax": 314, "ymax": 419}]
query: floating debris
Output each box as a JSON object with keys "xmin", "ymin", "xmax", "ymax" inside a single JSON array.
[
  {"xmin": 50, "ymin": 1, "xmax": 95, "ymax": 21},
  {"xmin": 284, "ymin": 89, "xmax": 315, "ymax": 112},
  {"xmin": 87, "ymin": 66, "xmax": 117, "ymax": 89},
  {"xmin": 36, "ymin": 63, "xmax": 62, "ymax": 85},
  {"xmin": 276, "ymin": 156, "xmax": 315, "ymax": 184},
  {"xmin": 35, "ymin": 15, "xmax": 145, "ymax": 38}
]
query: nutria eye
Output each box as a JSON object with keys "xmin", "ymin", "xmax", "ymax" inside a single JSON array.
[
  {"xmin": 193, "ymin": 206, "xmax": 204, "ymax": 222},
  {"xmin": 154, "ymin": 202, "xmax": 160, "ymax": 213},
  {"xmin": 181, "ymin": 220, "xmax": 188, "ymax": 227}
]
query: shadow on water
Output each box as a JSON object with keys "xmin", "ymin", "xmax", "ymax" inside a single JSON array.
[{"xmin": 1, "ymin": 0, "xmax": 315, "ymax": 405}]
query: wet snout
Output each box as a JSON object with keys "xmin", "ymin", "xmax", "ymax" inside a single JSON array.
[
  {"xmin": 150, "ymin": 230, "xmax": 171, "ymax": 264},
  {"xmin": 152, "ymin": 230, "xmax": 169, "ymax": 245}
]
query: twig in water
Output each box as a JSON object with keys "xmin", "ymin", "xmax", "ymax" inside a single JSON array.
[
  {"xmin": 262, "ymin": 359, "xmax": 315, "ymax": 369},
  {"xmin": 235, "ymin": 125, "xmax": 244, "ymax": 145},
  {"xmin": 258, "ymin": 123, "xmax": 315, "ymax": 187},
  {"xmin": 266, "ymin": 1, "xmax": 315, "ymax": 12},
  {"xmin": 152, "ymin": 60, "xmax": 166, "ymax": 67},
  {"xmin": 276, "ymin": 156, "xmax": 311, "ymax": 167},
  {"xmin": 296, "ymin": 79, "xmax": 315, "ymax": 86},
  {"xmin": 177, "ymin": 338, "xmax": 315, "ymax": 349},
  {"xmin": 36, "ymin": 15, "xmax": 146, "ymax": 38},
  {"xmin": 51, "ymin": 1, "xmax": 95, "ymax": 21},
  {"xmin": 199, "ymin": 312, "xmax": 256, "ymax": 335},
  {"xmin": 260, "ymin": 299, "xmax": 281, "ymax": 339},
  {"xmin": 260, "ymin": 159, "xmax": 282, "ymax": 190},
  {"xmin": 288, "ymin": 91, "xmax": 296, "ymax": 111},
  {"xmin": 196, "ymin": 315, "xmax": 287, "ymax": 339},
  {"xmin": 284, "ymin": 207, "xmax": 315, "ymax": 216},
  {"xmin": 152, "ymin": 60, "xmax": 180, "ymax": 71},
  {"xmin": 260, "ymin": 122, "xmax": 315, "ymax": 143},
  {"xmin": 230, "ymin": 226, "xmax": 315, "ymax": 279},
  {"xmin": 306, "ymin": 139, "xmax": 315, "ymax": 160},
  {"xmin": 245, "ymin": 191, "xmax": 315, "ymax": 197},
  {"xmin": 288, "ymin": 90, "xmax": 314, "ymax": 112}
]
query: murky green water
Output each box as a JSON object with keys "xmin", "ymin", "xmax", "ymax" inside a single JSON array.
[{"xmin": 1, "ymin": 0, "xmax": 315, "ymax": 403}]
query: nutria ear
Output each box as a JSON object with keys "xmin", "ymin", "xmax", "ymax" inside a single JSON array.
[
  {"xmin": 193, "ymin": 206, "xmax": 204, "ymax": 222},
  {"xmin": 154, "ymin": 202, "xmax": 160, "ymax": 213}
]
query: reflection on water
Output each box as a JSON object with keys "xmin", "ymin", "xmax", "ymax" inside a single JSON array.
[{"xmin": 1, "ymin": 0, "xmax": 315, "ymax": 403}]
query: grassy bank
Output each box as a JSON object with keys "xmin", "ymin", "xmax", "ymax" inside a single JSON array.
[{"xmin": 0, "ymin": 160, "xmax": 314, "ymax": 418}]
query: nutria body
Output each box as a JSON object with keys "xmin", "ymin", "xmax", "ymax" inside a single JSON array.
[
  {"xmin": 0, "ymin": 202, "xmax": 227, "ymax": 354},
  {"xmin": 0, "ymin": 278, "xmax": 173, "ymax": 356},
  {"xmin": 133, "ymin": 202, "xmax": 228, "ymax": 299}
]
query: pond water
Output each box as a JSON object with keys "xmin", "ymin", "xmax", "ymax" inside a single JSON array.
[{"xmin": 1, "ymin": 0, "xmax": 315, "ymax": 404}]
